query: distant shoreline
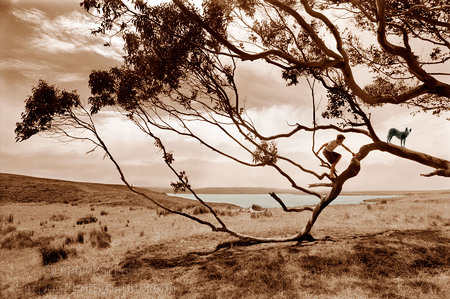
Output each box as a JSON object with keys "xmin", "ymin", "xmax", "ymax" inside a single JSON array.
[{"xmin": 155, "ymin": 186, "xmax": 450, "ymax": 197}]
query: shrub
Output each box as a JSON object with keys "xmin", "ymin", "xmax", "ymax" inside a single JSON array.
[
  {"xmin": 251, "ymin": 204, "xmax": 264, "ymax": 211},
  {"xmin": 217, "ymin": 209, "xmax": 239, "ymax": 216},
  {"xmin": 49, "ymin": 214, "xmax": 69, "ymax": 221},
  {"xmin": 77, "ymin": 232, "xmax": 84, "ymax": 243},
  {"xmin": 64, "ymin": 237, "xmax": 73, "ymax": 245},
  {"xmin": 64, "ymin": 231, "xmax": 84, "ymax": 245},
  {"xmin": 100, "ymin": 211, "xmax": 108, "ymax": 216},
  {"xmin": 39, "ymin": 245, "xmax": 73, "ymax": 265},
  {"xmin": 76, "ymin": 215, "xmax": 97, "ymax": 225},
  {"xmin": 193, "ymin": 206, "xmax": 209, "ymax": 215},
  {"xmin": 89, "ymin": 227, "xmax": 111, "ymax": 249},
  {"xmin": 250, "ymin": 209, "xmax": 273, "ymax": 219},
  {"xmin": 250, "ymin": 213, "xmax": 260, "ymax": 219}
]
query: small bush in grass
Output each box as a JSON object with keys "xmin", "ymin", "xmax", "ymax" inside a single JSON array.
[
  {"xmin": 39, "ymin": 245, "xmax": 73, "ymax": 265},
  {"xmin": 76, "ymin": 215, "xmax": 97, "ymax": 225},
  {"xmin": 77, "ymin": 232, "xmax": 84, "ymax": 243},
  {"xmin": 100, "ymin": 211, "xmax": 108, "ymax": 216},
  {"xmin": 251, "ymin": 204, "xmax": 264, "ymax": 211},
  {"xmin": 250, "ymin": 212, "xmax": 260, "ymax": 219},
  {"xmin": 89, "ymin": 227, "xmax": 111, "ymax": 249},
  {"xmin": 64, "ymin": 231, "xmax": 84, "ymax": 245},
  {"xmin": 217, "ymin": 209, "xmax": 239, "ymax": 216},
  {"xmin": 64, "ymin": 236, "xmax": 73, "ymax": 245},
  {"xmin": 193, "ymin": 206, "xmax": 209, "ymax": 215},
  {"xmin": 250, "ymin": 209, "xmax": 273, "ymax": 219},
  {"xmin": 49, "ymin": 214, "xmax": 69, "ymax": 221}
]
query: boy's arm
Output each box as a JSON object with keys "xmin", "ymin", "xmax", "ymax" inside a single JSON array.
[
  {"xmin": 341, "ymin": 143, "xmax": 355, "ymax": 156},
  {"xmin": 317, "ymin": 143, "xmax": 327, "ymax": 154}
]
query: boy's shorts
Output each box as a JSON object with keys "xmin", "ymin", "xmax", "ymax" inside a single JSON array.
[{"xmin": 323, "ymin": 149, "xmax": 341, "ymax": 164}]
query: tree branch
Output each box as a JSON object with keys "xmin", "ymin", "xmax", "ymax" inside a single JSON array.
[{"xmin": 269, "ymin": 192, "xmax": 314, "ymax": 213}]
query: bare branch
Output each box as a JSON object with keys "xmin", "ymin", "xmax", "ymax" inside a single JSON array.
[{"xmin": 269, "ymin": 192, "xmax": 314, "ymax": 213}]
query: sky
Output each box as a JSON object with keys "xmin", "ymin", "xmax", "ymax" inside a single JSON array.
[{"xmin": 1, "ymin": 0, "xmax": 449, "ymax": 192}]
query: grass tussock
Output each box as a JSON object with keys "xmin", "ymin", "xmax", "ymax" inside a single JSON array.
[
  {"xmin": 64, "ymin": 231, "xmax": 85, "ymax": 245},
  {"xmin": 89, "ymin": 227, "xmax": 111, "ymax": 248},
  {"xmin": 49, "ymin": 213, "xmax": 70, "ymax": 221},
  {"xmin": 1, "ymin": 230, "xmax": 38, "ymax": 249},
  {"xmin": 76, "ymin": 215, "xmax": 97, "ymax": 225},
  {"xmin": 250, "ymin": 210, "xmax": 273, "ymax": 218},
  {"xmin": 39, "ymin": 245, "xmax": 75, "ymax": 266},
  {"xmin": 193, "ymin": 206, "xmax": 209, "ymax": 215},
  {"xmin": 216, "ymin": 208, "xmax": 240, "ymax": 217},
  {"xmin": 251, "ymin": 204, "xmax": 264, "ymax": 211}
]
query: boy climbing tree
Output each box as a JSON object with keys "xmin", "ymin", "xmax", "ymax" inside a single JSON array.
[{"xmin": 318, "ymin": 134, "xmax": 355, "ymax": 179}]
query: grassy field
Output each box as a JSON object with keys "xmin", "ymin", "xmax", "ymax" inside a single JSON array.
[{"xmin": 0, "ymin": 174, "xmax": 449, "ymax": 298}]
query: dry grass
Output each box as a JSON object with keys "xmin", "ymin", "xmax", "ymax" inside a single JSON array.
[{"xmin": 0, "ymin": 180, "xmax": 448, "ymax": 298}]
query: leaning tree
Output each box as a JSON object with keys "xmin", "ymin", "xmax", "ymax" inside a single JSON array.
[{"xmin": 16, "ymin": 0, "xmax": 449, "ymax": 242}]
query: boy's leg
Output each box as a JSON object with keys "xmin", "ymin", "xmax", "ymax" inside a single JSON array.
[
  {"xmin": 330, "ymin": 163, "xmax": 336, "ymax": 178},
  {"xmin": 330, "ymin": 155, "xmax": 341, "ymax": 178}
]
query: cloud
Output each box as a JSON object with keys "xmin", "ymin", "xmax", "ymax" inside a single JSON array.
[{"xmin": 10, "ymin": 7, "xmax": 123, "ymax": 60}]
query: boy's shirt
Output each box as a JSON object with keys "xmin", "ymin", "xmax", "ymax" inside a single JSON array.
[{"xmin": 325, "ymin": 140, "xmax": 339, "ymax": 152}]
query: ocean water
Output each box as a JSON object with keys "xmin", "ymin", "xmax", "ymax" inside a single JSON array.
[{"xmin": 167, "ymin": 193, "xmax": 395, "ymax": 209}]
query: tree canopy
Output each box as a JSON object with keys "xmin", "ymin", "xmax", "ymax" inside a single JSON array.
[{"xmin": 15, "ymin": 0, "xmax": 449, "ymax": 242}]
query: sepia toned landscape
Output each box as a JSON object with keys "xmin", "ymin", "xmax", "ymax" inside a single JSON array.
[
  {"xmin": 1, "ymin": 1, "xmax": 450, "ymax": 298},
  {"xmin": 1, "ymin": 173, "xmax": 449, "ymax": 298}
]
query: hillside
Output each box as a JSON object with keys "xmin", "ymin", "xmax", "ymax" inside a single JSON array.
[{"xmin": 0, "ymin": 173, "xmax": 201, "ymax": 209}]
